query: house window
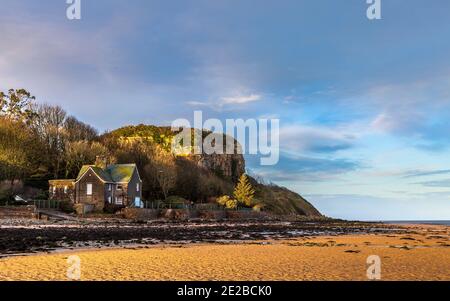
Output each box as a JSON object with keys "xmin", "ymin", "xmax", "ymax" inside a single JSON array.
[
  {"xmin": 115, "ymin": 197, "xmax": 123, "ymax": 205},
  {"xmin": 136, "ymin": 183, "xmax": 140, "ymax": 192},
  {"xmin": 86, "ymin": 183, "xmax": 93, "ymax": 196},
  {"xmin": 52, "ymin": 186, "xmax": 56, "ymax": 195},
  {"xmin": 108, "ymin": 184, "xmax": 112, "ymax": 191},
  {"xmin": 107, "ymin": 196, "xmax": 112, "ymax": 203},
  {"xmin": 117, "ymin": 185, "xmax": 123, "ymax": 191},
  {"xmin": 64, "ymin": 186, "xmax": 68, "ymax": 194}
]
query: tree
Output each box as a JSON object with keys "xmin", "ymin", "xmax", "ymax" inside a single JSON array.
[
  {"xmin": 0, "ymin": 89, "xmax": 37, "ymax": 123},
  {"xmin": 146, "ymin": 146, "xmax": 177, "ymax": 200},
  {"xmin": 65, "ymin": 141, "xmax": 109, "ymax": 178},
  {"xmin": 64, "ymin": 116, "xmax": 98, "ymax": 142},
  {"xmin": 31, "ymin": 104, "xmax": 67, "ymax": 178},
  {"xmin": 233, "ymin": 174, "xmax": 255, "ymax": 207},
  {"xmin": 0, "ymin": 118, "xmax": 43, "ymax": 195},
  {"xmin": 174, "ymin": 157, "xmax": 200, "ymax": 201}
]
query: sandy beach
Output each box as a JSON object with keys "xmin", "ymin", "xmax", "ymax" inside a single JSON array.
[{"xmin": 0, "ymin": 224, "xmax": 448, "ymax": 281}]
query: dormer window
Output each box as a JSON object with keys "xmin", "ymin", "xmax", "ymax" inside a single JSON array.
[{"xmin": 136, "ymin": 183, "xmax": 140, "ymax": 192}]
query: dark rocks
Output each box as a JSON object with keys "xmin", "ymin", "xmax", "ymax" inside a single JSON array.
[{"xmin": 0, "ymin": 220, "xmax": 405, "ymax": 255}]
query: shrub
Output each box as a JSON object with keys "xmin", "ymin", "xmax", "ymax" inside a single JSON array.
[
  {"xmin": 35, "ymin": 191, "xmax": 49, "ymax": 200},
  {"xmin": 162, "ymin": 196, "xmax": 189, "ymax": 209},
  {"xmin": 0, "ymin": 189, "xmax": 12, "ymax": 205},
  {"xmin": 59, "ymin": 200, "xmax": 75, "ymax": 214},
  {"xmin": 165, "ymin": 195, "xmax": 188, "ymax": 204},
  {"xmin": 225, "ymin": 199, "xmax": 238, "ymax": 210},
  {"xmin": 217, "ymin": 195, "xmax": 230, "ymax": 206},
  {"xmin": 216, "ymin": 195, "xmax": 238, "ymax": 210},
  {"xmin": 104, "ymin": 203, "xmax": 123, "ymax": 214}
]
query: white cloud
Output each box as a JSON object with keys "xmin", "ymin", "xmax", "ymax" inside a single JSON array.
[
  {"xmin": 221, "ymin": 94, "xmax": 261, "ymax": 104},
  {"xmin": 367, "ymin": 78, "xmax": 450, "ymax": 134},
  {"xmin": 186, "ymin": 93, "xmax": 263, "ymax": 111},
  {"xmin": 278, "ymin": 125, "xmax": 357, "ymax": 154},
  {"xmin": 186, "ymin": 101, "xmax": 210, "ymax": 106}
]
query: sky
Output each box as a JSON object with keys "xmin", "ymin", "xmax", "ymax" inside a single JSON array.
[{"xmin": 1, "ymin": 0, "xmax": 450, "ymax": 220}]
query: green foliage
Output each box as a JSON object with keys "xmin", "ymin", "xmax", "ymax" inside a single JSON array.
[
  {"xmin": 233, "ymin": 174, "xmax": 255, "ymax": 207},
  {"xmin": 0, "ymin": 89, "xmax": 37, "ymax": 123},
  {"xmin": 0, "ymin": 118, "xmax": 43, "ymax": 182},
  {"xmin": 107, "ymin": 124, "xmax": 175, "ymax": 151}
]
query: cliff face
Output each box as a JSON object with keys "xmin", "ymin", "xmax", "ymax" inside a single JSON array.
[{"xmin": 190, "ymin": 153, "xmax": 245, "ymax": 183}]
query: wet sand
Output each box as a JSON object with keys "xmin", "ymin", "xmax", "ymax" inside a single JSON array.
[
  {"xmin": 0, "ymin": 224, "xmax": 448, "ymax": 281},
  {"xmin": 0, "ymin": 219, "xmax": 400, "ymax": 256}
]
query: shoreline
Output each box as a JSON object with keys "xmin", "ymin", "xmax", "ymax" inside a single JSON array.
[
  {"xmin": 374, "ymin": 221, "xmax": 450, "ymax": 226},
  {"xmin": 0, "ymin": 219, "xmax": 406, "ymax": 257},
  {"xmin": 0, "ymin": 225, "xmax": 448, "ymax": 280},
  {"xmin": 1, "ymin": 222, "xmax": 447, "ymax": 260}
]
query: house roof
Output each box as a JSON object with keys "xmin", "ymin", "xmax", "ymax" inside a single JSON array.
[
  {"xmin": 76, "ymin": 164, "xmax": 138, "ymax": 183},
  {"xmin": 77, "ymin": 165, "xmax": 114, "ymax": 182},
  {"xmin": 106, "ymin": 164, "xmax": 138, "ymax": 183}
]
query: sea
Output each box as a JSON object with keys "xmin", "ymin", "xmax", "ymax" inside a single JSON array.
[{"xmin": 380, "ymin": 220, "xmax": 450, "ymax": 226}]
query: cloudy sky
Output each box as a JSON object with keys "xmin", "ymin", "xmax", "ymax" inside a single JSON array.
[{"xmin": 1, "ymin": 0, "xmax": 450, "ymax": 220}]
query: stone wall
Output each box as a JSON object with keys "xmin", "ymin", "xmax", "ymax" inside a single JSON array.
[
  {"xmin": 0, "ymin": 206, "xmax": 35, "ymax": 219},
  {"xmin": 75, "ymin": 170, "xmax": 106, "ymax": 212},
  {"xmin": 122, "ymin": 208, "xmax": 159, "ymax": 220},
  {"xmin": 121, "ymin": 208, "xmax": 268, "ymax": 221}
]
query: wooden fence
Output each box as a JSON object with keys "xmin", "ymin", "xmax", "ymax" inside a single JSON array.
[{"xmin": 32, "ymin": 200, "xmax": 62, "ymax": 210}]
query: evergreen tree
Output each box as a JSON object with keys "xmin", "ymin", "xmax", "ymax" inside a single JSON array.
[{"xmin": 233, "ymin": 174, "xmax": 255, "ymax": 207}]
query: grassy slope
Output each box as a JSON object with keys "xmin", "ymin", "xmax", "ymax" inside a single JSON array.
[{"xmin": 255, "ymin": 182, "xmax": 322, "ymax": 217}]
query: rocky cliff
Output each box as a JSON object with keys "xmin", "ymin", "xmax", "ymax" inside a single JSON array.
[{"xmin": 191, "ymin": 153, "xmax": 245, "ymax": 183}]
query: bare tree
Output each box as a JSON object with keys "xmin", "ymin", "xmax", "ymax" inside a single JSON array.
[
  {"xmin": 64, "ymin": 141, "xmax": 109, "ymax": 178},
  {"xmin": 145, "ymin": 146, "xmax": 177, "ymax": 200},
  {"xmin": 64, "ymin": 116, "xmax": 98, "ymax": 142},
  {"xmin": 31, "ymin": 104, "xmax": 67, "ymax": 178}
]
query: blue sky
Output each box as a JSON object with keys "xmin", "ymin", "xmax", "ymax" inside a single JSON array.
[{"xmin": 1, "ymin": 0, "xmax": 450, "ymax": 220}]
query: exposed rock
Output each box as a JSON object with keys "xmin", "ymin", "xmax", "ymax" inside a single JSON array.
[{"xmin": 191, "ymin": 153, "xmax": 245, "ymax": 182}]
